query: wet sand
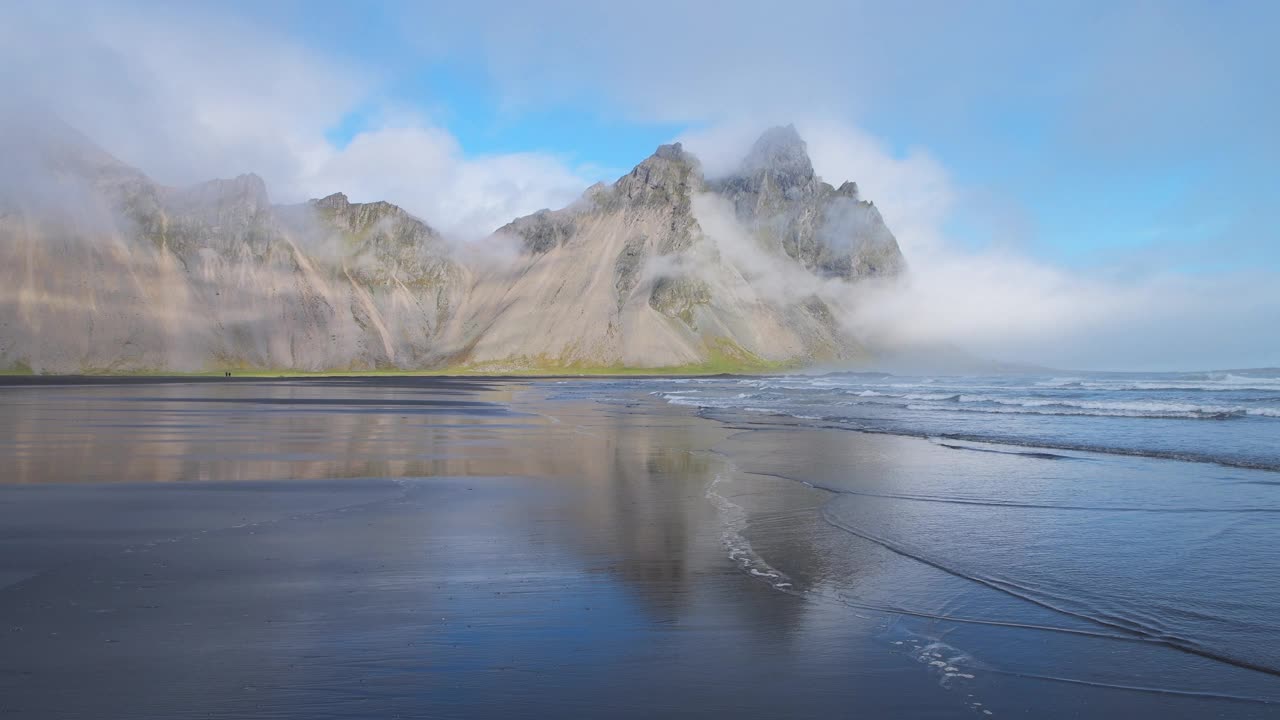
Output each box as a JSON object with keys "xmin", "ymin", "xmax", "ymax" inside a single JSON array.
[{"xmin": 0, "ymin": 378, "xmax": 1273, "ymax": 718}]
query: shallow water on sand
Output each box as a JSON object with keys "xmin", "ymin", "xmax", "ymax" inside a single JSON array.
[
  {"xmin": 569, "ymin": 377, "xmax": 1280, "ymax": 710},
  {"xmin": 0, "ymin": 377, "xmax": 1277, "ymax": 718}
]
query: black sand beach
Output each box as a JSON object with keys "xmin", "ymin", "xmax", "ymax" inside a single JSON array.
[{"xmin": 0, "ymin": 377, "xmax": 1275, "ymax": 718}]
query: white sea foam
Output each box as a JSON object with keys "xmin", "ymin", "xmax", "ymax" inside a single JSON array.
[
  {"xmin": 907, "ymin": 402, "xmax": 1252, "ymax": 419},
  {"xmin": 706, "ymin": 471, "xmax": 794, "ymax": 592},
  {"xmin": 895, "ymin": 393, "xmax": 1274, "ymax": 419},
  {"xmin": 1038, "ymin": 373, "xmax": 1280, "ymax": 393},
  {"xmin": 645, "ymin": 372, "xmax": 1278, "ymax": 470},
  {"xmin": 660, "ymin": 396, "xmax": 705, "ymax": 407},
  {"xmin": 655, "ymin": 383, "xmax": 1279, "ymax": 420},
  {"xmin": 1037, "ymin": 377, "xmax": 1084, "ymax": 387},
  {"xmin": 905, "ymin": 392, "xmax": 963, "ymax": 401}
]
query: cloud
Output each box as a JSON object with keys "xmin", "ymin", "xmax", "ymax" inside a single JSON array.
[
  {"xmin": 412, "ymin": 1, "xmax": 1034, "ymax": 122},
  {"xmin": 684, "ymin": 120, "xmax": 1280, "ymax": 371},
  {"xmin": 679, "ymin": 118, "xmax": 957, "ymax": 256},
  {"xmin": 845, "ymin": 247, "xmax": 1280, "ymax": 372},
  {"xmin": 3, "ymin": 1, "xmax": 1276, "ymax": 370},
  {"xmin": 424, "ymin": 1, "xmax": 1276, "ymax": 161},
  {"xmin": 0, "ymin": 2, "xmax": 592, "ymax": 240},
  {"xmin": 0, "ymin": 4, "xmax": 365, "ymax": 190},
  {"xmin": 798, "ymin": 120, "xmax": 1279, "ymax": 371},
  {"xmin": 303, "ymin": 126, "xmax": 591, "ymax": 240},
  {"xmin": 421, "ymin": 1, "xmax": 1279, "ymax": 297}
]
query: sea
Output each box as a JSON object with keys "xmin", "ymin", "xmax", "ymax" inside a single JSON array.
[
  {"xmin": 589, "ymin": 368, "xmax": 1280, "ymax": 708},
  {"xmin": 650, "ymin": 368, "xmax": 1280, "ymax": 471}
]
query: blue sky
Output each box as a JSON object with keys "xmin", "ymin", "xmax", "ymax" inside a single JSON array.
[
  {"xmin": 3, "ymin": 0, "xmax": 1277, "ymax": 368},
  {"xmin": 281, "ymin": 0, "xmax": 1276, "ymax": 273}
]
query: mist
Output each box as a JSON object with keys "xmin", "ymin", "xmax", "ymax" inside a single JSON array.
[
  {"xmin": 681, "ymin": 121, "xmax": 1280, "ymax": 372},
  {"xmin": 0, "ymin": 4, "xmax": 594, "ymax": 242},
  {"xmin": 2, "ymin": 1, "xmax": 1277, "ymax": 372}
]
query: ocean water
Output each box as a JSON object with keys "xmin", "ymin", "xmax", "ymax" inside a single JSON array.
[
  {"xmin": 615, "ymin": 369, "xmax": 1280, "ymax": 707},
  {"xmin": 652, "ymin": 369, "xmax": 1280, "ymax": 470}
]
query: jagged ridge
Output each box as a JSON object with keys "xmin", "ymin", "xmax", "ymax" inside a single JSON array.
[{"xmin": 0, "ymin": 121, "xmax": 904, "ymax": 373}]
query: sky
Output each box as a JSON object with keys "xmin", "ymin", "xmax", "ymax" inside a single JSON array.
[{"xmin": 1, "ymin": 0, "xmax": 1276, "ymax": 370}]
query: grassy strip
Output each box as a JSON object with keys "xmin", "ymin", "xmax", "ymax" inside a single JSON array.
[
  {"xmin": 2, "ymin": 338, "xmax": 805, "ymax": 378},
  {"xmin": 0, "ymin": 361, "xmax": 34, "ymax": 376}
]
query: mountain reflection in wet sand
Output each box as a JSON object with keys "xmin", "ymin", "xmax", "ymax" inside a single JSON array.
[{"xmin": 0, "ymin": 377, "xmax": 1274, "ymax": 719}]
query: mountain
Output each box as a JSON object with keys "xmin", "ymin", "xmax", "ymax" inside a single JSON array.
[
  {"xmin": 710, "ymin": 125, "xmax": 904, "ymax": 280},
  {"xmin": 0, "ymin": 120, "xmax": 904, "ymax": 373}
]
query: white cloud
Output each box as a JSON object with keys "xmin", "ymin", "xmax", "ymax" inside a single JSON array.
[
  {"xmin": 799, "ymin": 121, "xmax": 957, "ymax": 258},
  {"xmin": 0, "ymin": 2, "xmax": 592, "ymax": 240},
  {"xmin": 683, "ymin": 119, "xmax": 1280, "ymax": 371},
  {"xmin": 418, "ymin": 1, "xmax": 1278, "ymax": 366},
  {"xmin": 302, "ymin": 126, "xmax": 591, "ymax": 239},
  {"xmin": 0, "ymin": 4, "xmax": 365, "ymax": 190},
  {"xmin": 3, "ymin": 1, "xmax": 1276, "ymax": 370},
  {"xmin": 804, "ymin": 127, "xmax": 1280, "ymax": 371}
]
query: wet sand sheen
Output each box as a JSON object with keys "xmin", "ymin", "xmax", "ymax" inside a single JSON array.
[{"xmin": 0, "ymin": 378, "xmax": 1274, "ymax": 718}]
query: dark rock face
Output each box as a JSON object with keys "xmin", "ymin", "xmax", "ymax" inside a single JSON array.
[
  {"xmin": 710, "ymin": 125, "xmax": 905, "ymax": 280},
  {"xmin": 162, "ymin": 174, "xmax": 276, "ymax": 255},
  {"xmin": 500, "ymin": 142, "xmax": 704, "ymax": 258},
  {"xmin": 611, "ymin": 144, "xmax": 702, "ymax": 255},
  {"xmin": 302, "ymin": 191, "xmax": 452, "ymax": 288},
  {"xmin": 649, "ymin": 275, "xmax": 712, "ymax": 326},
  {"xmin": 740, "ymin": 124, "xmax": 815, "ymax": 185},
  {"xmin": 496, "ymin": 208, "xmax": 577, "ymax": 254},
  {"xmin": 611, "ymin": 143, "xmax": 702, "ymax": 212},
  {"xmin": 613, "ymin": 235, "xmax": 648, "ymax": 307},
  {"xmin": 308, "ymin": 191, "xmax": 437, "ymax": 241},
  {"xmin": 818, "ymin": 195, "xmax": 906, "ymax": 278}
]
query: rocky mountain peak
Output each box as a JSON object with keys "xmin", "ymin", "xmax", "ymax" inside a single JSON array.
[
  {"xmin": 704, "ymin": 124, "xmax": 904, "ymax": 282},
  {"xmin": 742, "ymin": 124, "xmax": 814, "ymax": 181},
  {"xmin": 612, "ymin": 142, "xmax": 703, "ymax": 208},
  {"xmin": 653, "ymin": 142, "xmax": 688, "ymax": 162},
  {"xmin": 154, "ymin": 173, "xmax": 275, "ymax": 254},
  {"xmin": 835, "ymin": 181, "xmax": 860, "ymax": 200},
  {"xmin": 712, "ymin": 125, "xmax": 818, "ymax": 211},
  {"xmin": 306, "ymin": 192, "xmax": 442, "ymax": 249},
  {"xmin": 173, "ymin": 173, "xmax": 270, "ymax": 213},
  {"xmin": 314, "ymin": 192, "xmax": 350, "ymax": 210},
  {"xmin": 1, "ymin": 119, "xmax": 909, "ymax": 373},
  {"xmin": 497, "ymin": 143, "xmax": 702, "ymax": 256},
  {"xmin": 496, "ymin": 208, "xmax": 576, "ymax": 254}
]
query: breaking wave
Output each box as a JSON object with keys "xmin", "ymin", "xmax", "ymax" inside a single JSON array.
[{"xmin": 648, "ymin": 369, "xmax": 1280, "ymax": 471}]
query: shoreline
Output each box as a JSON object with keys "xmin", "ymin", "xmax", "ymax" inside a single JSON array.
[
  {"xmin": 0, "ymin": 378, "xmax": 1274, "ymax": 717},
  {"xmin": 0, "ymin": 371, "xmax": 766, "ymax": 385}
]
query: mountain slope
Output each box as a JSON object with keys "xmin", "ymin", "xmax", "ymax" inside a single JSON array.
[
  {"xmin": 443, "ymin": 128, "xmax": 905, "ymax": 370},
  {"xmin": 0, "ymin": 121, "xmax": 904, "ymax": 373},
  {"xmin": 0, "ymin": 122, "xmax": 466, "ymax": 373}
]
